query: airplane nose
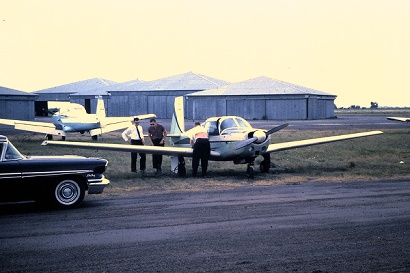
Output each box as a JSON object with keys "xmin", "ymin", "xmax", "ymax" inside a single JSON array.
[{"xmin": 253, "ymin": 130, "xmax": 266, "ymax": 143}]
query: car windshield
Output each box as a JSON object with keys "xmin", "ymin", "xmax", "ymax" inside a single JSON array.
[{"xmin": 5, "ymin": 142, "xmax": 24, "ymax": 160}]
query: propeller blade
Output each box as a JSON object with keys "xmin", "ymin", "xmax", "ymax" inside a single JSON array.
[
  {"xmin": 234, "ymin": 137, "xmax": 258, "ymax": 150},
  {"xmin": 265, "ymin": 123, "xmax": 288, "ymax": 136}
]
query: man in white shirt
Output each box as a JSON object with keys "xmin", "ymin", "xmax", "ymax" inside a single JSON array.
[{"xmin": 122, "ymin": 117, "xmax": 146, "ymax": 174}]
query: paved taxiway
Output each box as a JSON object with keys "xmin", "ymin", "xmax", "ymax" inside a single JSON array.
[{"xmin": 1, "ymin": 179, "xmax": 409, "ymax": 272}]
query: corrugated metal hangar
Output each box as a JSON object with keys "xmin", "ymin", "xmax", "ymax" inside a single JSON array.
[
  {"xmin": 0, "ymin": 72, "xmax": 337, "ymax": 121},
  {"xmin": 185, "ymin": 77, "xmax": 336, "ymax": 120},
  {"xmin": 0, "ymin": 87, "xmax": 37, "ymax": 120},
  {"xmin": 34, "ymin": 78, "xmax": 117, "ymax": 114}
]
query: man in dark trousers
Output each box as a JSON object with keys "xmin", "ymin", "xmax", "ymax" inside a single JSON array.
[
  {"xmin": 190, "ymin": 122, "xmax": 211, "ymax": 177},
  {"xmin": 121, "ymin": 117, "xmax": 146, "ymax": 175},
  {"xmin": 148, "ymin": 118, "xmax": 167, "ymax": 174}
]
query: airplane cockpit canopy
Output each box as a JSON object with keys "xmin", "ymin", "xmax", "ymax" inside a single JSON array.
[
  {"xmin": 56, "ymin": 103, "xmax": 87, "ymax": 117},
  {"xmin": 203, "ymin": 116, "xmax": 252, "ymax": 136}
]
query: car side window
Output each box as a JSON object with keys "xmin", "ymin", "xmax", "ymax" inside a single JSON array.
[{"xmin": 5, "ymin": 143, "xmax": 23, "ymax": 160}]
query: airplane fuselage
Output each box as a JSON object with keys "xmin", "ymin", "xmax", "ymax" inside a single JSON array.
[
  {"xmin": 52, "ymin": 115, "xmax": 101, "ymax": 132},
  {"xmin": 171, "ymin": 115, "xmax": 271, "ymax": 163}
]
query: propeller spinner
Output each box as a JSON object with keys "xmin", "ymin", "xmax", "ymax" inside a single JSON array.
[{"xmin": 234, "ymin": 123, "xmax": 288, "ymax": 150}]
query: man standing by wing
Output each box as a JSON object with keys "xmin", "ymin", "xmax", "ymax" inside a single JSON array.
[
  {"xmin": 190, "ymin": 122, "xmax": 210, "ymax": 177},
  {"xmin": 148, "ymin": 118, "xmax": 167, "ymax": 174},
  {"xmin": 121, "ymin": 117, "xmax": 146, "ymax": 175}
]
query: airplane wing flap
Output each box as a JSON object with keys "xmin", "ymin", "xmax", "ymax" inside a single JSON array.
[
  {"xmin": 266, "ymin": 131, "xmax": 383, "ymax": 153},
  {"xmin": 42, "ymin": 140, "xmax": 194, "ymax": 157}
]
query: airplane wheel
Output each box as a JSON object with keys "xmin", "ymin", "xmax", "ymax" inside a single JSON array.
[
  {"xmin": 246, "ymin": 166, "xmax": 254, "ymax": 178},
  {"xmin": 260, "ymin": 160, "xmax": 270, "ymax": 173},
  {"xmin": 46, "ymin": 134, "xmax": 53, "ymax": 140},
  {"xmin": 92, "ymin": 135, "xmax": 98, "ymax": 141}
]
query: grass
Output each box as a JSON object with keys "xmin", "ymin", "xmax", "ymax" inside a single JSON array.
[{"xmin": 6, "ymin": 128, "xmax": 410, "ymax": 194}]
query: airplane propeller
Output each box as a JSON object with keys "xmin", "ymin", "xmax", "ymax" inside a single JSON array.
[{"xmin": 234, "ymin": 123, "xmax": 288, "ymax": 150}]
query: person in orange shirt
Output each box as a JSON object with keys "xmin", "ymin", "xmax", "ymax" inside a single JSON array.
[{"xmin": 190, "ymin": 122, "xmax": 210, "ymax": 177}]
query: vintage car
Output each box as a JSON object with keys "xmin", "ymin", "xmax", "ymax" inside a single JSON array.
[{"xmin": 0, "ymin": 135, "xmax": 110, "ymax": 209}]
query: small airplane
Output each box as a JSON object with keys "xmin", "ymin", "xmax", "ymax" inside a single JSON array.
[
  {"xmin": 42, "ymin": 97, "xmax": 383, "ymax": 177},
  {"xmin": 387, "ymin": 117, "xmax": 410, "ymax": 122},
  {"xmin": 0, "ymin": 97, "xmax": 156, "ymax": 140}
]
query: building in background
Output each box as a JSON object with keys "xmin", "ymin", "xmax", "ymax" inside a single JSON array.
[
  {"xmin": 0, "ymin": 86, "xmax": 37, "ymax": 120},
  {"xmin": 185, "ymin": 77, "xmax": 336, "ymax": 120}
]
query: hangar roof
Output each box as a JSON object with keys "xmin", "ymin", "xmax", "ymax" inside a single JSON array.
[
  {"xmin": 34, "ymin": 78, "xmax": 117, "ymax": 94},
  {"xmin": 187, "ymin": 76, "xmax": 335, "ymax": 97},
  {"xmin": 0, "ymin": 86, "xmax": 37, "ymax": 96},
  {"xmin": 110, "ymin": 72, "xmax": 229, "ymax": 92},
  {"xmin": 69, "ymin": 72, "xmax": 228, "ymax": 96}
]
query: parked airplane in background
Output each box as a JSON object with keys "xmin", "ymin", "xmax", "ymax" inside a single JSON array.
[
  {"xmin": 43, "ymin": 97, "xmax": 383, "ymax": 177},
  {"xmin": 387, "ymin": 117, "xmax": 410, "ymax": 122},
  {"xmin": 0, "ymin": 97, "xmax": 156, "ymax": 140}
]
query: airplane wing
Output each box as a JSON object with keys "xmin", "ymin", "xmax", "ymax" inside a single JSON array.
[
  {"xmin": 42, "ymin": 140, "xmax": 195, "ymax": 157},
  {"xmin": 266, "ymin": 131, "xmax": 383, "ymax": 153},
  {"xmin": 387, "ymin": 117, "xmax": 410, "ymax": 122},
  {"xmin": 0, "ymin": 118, "xmax": 64, "ymax": 136},
  {"xmin": 90, "ymin": 114, "xmax": 157, "ymax": 136}
]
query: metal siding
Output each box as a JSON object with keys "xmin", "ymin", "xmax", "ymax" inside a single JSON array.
[
  {"xmin": 166, "ymin": 96, "xmax": 175, "ymax": 119},
  {"xmin": 190, "ymin": 99, "xmax": 226, "ymax": 120},
  {"xmin": 1, "ymin": 101, "xmax": 34, "ymax": 120},
  {"xmin": 129, "ymin": 95, "xmax": 148, "ymax": 117},
  {"xmin": 266, "ymin": 99, "xmax": 307, "ymax": 119},
  {"xmin": 108, "ymin": 95, "xmax": 129, "ymax": 116},
  {"xmin": 226, "ymin": 99, "xmax": 264, "ymax": 120},
  {"xmin": 148, "ymin": 96, "xmax": 168, "ymax": 118}
]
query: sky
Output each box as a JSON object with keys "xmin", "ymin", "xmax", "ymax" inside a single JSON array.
[{"xmin": 1, "ymin": 0, "xmax": 409, "ymax": 108}]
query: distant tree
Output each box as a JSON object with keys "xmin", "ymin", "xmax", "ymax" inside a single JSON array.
[{"xmin": 370, "ymin": 102, "xmax": 379, "ymax": 109}]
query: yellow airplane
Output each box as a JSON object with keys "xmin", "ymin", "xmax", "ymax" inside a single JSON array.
[{"xmin": 43, "ymin": 97, "xmax": 383, "ymax": 177}]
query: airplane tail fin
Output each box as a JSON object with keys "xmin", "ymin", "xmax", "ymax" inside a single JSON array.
[
  {"xmin": 96, "ymin": 96, "xmax": 106, "ymax": 119},
  {"xmin": 170, "ymin": 96, "xmax": 185, "ymax": 134}
]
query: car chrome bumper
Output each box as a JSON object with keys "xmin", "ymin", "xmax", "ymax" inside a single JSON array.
[{"xmin": 87, "ymin": 176, "xmax": 110, "ymax": 194}]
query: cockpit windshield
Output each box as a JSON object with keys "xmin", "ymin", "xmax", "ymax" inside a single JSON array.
[
  {"xmin": 57, "ymin": 104, "xmax": 87, "ymax": 117},
  {"xmin": 204, "ymin": 117, "xmax": 252, "ymax": 135},
  {"xmin": 219, "ymin": 117, "xmax": 252, "ymax": 134}
]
